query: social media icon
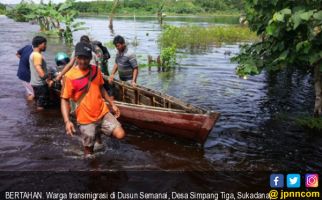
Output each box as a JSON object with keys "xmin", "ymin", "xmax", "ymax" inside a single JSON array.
[
  {"xmin": 270, "ymin": 174, "xmax": 284, "ymax": 188},
  {"xmin": 287, "ymin": 174, "xmax": 301, "ymax": 188},
  {"xmin": 306, "ymin": 174, "xmax": 319, "ymax": 188}
]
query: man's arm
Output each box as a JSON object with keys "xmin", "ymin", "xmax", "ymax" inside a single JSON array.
[
  {"xmin": 55, "ymin": 57, "xmax": 76, "ymax": 81},
  {"xmin": 34, "ymin": 60, "xmax": 53, "ymax": 86},
  {"xmin": 94, "ymin": 50, "xmax": 104, "ymax": 74},
  {"xmin": 16, "ymin": 46, "xmax": 25, "ymax": 59},
  {"xmin": 61, "ymin": 98, "xmax": 76, "ymax": 136},
  {"xmin": 16, "ymin": 52, "xmax": 21, "ymax": 59},
  {"xmin": 34, "ymin": 64, "xmax": 46, "ymax": 78},
  {"xmin": 129, "ymin": 53, "xmax": 138, "ymax": 86},
  {"xmin": 100, "ymin": 86, "xmax": 120, "ymax": 118},
  {"xmin": 93, "ymin": 52, "xmax": 99, "ymax": 67},
  {"xmin": 32, "ymin": 53, "xmax": 45, "ymax": 77},
  {"xmin": 61, "ymin": 98, "xmax": 71, "ymax": 123},
  {"xmin": 132, "ymin": 67, "xmax": 138, "ymax": 86},
  {"xmin": 108, "ymin": 63, "xmax": 118, "ymax": 84}
]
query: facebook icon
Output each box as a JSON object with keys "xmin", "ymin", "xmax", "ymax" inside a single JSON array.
[{"xmin": 270, "ymin": 174, "xmax": 284, "ymax": 188}]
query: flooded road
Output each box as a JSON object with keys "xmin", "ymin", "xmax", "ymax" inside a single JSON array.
[{"xmin": 0, "ymin": 15, "xmax": 321, "ymax": 187}]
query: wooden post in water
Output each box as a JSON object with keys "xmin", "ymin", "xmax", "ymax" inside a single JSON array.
[
  {"xmin": 157, "ymin": 56, "xmax": 161, "ymax": 72},
  {"xmin": 148, "ymin": 55, "xmax": 153, "ymax": 71}
]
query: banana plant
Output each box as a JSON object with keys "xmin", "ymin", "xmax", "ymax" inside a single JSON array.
[
  {"xmin": 57, "ymin": 0, "xmax": 88, "ymax": 44},
  {"xmin": 15, "ymin": 0, "xmax": 87, "ymax": 44}
]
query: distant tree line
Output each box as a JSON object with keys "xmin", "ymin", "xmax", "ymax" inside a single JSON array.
[{"xmin": 73, "ymin": 0, "xmax": 242, "ymax": 15}]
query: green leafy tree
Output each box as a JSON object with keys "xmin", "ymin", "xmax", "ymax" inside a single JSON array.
[
  {"xmin": 193, "ymin": 0, "xmax": 229, "ymax": 12},
  {"xmin": 0, "ymin": 3, "xmax": 6, "ymax": 15},
  {"xmin": 232, "ymin": 0, "xmax": 322, "ymax": 116},
  {"xmin": 73, "ymin": 1, "xmax": 112, "ymax": 13},
  {"xmin": 72, "ymin": 0, "xmax": 241, "ymax": 15},
  {"xmin": 7, "ymin": 0, "xmax": 86, "ymax": 44},
  {"xmin": 57, "ymin": 0, "xmax": 87, "ymax": 44},
  {"xmin": 6, "ymin": 2, "xmax": 33, "ymax": 22}
]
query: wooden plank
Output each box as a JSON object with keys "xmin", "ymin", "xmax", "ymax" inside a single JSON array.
[
  {"xmin": 103, "ymin": 75, "xmax": 205, "ymax": 113},
  {"xmin": 135, "ymin": 89, "xmax": 139, "ymax": 104},
  {"xmin": 121, "ymin": 83, "xmax": 125, "ymax": 101}
]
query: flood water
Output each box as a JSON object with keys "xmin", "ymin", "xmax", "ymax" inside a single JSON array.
[{"xmin": 0, "ymin": 15, "xmax": 321, "ymax": 191}]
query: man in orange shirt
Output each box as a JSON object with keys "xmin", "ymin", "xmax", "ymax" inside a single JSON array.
[{"xmin": 61, "ymin": 42, "xmax": 125, "ymax": 156}]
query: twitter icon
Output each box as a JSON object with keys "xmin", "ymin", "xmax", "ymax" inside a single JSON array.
[{"xmin": 287, "ymin": 174, "xmax": 301, "ymax": 188}]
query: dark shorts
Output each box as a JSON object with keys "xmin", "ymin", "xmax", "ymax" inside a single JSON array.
[{"xmin": 32, "ymin": 85, "xmax": 50, "ymax": 108}]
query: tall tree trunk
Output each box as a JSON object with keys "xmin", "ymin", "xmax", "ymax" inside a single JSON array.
[
  {"xmin": 109, "ymin": 0, "xmax": 119, "ymax": 30},
  {"xmin": 314, "ymin": 62, "xmax": 322, "ymax": 117},
  {"xmin": 157, "ymin": 0, "xmax": 166, "ymax": 25},
  {"xmin": 109, "ymin": 16, "xmax": 113, "ymax": 30}
]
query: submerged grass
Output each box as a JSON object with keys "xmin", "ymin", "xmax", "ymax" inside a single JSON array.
[
  {"xmin": 159, "ymin": 25, "xmax": 258, "ymax": 51},
  {"xmin": 295, "ymin": 116, "xmax": 322, "ymax": 132}
]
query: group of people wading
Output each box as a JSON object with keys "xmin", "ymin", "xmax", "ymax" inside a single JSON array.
[{"xmin": 16, "ymin": 35, "xmax": 139, "ymax": 156}]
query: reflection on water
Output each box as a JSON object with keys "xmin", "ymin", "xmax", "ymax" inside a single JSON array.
[
  {"xmin": 84, "ymin": 15, "xmax": 240, "ymax": 25},
  {"xmin": 0, "ymin": 15, "xmax": 321, "ymax": 178}
]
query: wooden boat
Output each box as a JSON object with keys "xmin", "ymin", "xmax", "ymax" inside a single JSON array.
[{"xmin": 103, "ymin": 76, "xmax": 220, "ymax": 144}]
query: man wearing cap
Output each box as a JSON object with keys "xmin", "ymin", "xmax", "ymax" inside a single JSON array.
[
  {"xmin": 60, "ymin": 42, "xmax": 125, "ymax": 156},
  {"xmin": 55, "ymin": 35, "xmax": 98, "ymax": 81}
]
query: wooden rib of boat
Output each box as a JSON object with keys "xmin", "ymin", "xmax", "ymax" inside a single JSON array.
[{"xmin": 104, "ymin": 76, "xmax": 220, "ymax": 144}]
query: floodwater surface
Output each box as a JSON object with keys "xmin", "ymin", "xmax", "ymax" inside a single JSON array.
[{"xmin": 0, "ymin": 16, "xmax": 321, "ymax": 191}]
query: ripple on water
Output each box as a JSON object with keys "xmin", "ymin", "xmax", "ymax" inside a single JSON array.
[{"xmin": 0, "ymin": 16, "xmax": 320, "ymax": 174}]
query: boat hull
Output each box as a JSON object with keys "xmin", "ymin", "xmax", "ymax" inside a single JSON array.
[{"xmin": 115, "ymin": 102, "xmax": 220, "ymax": 144}]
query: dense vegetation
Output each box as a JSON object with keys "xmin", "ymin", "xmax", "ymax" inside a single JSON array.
[
  {"xmin": 0, "ymin": 3, "xmax": 5, "ymax": 15},
  {"xmin": 6, "ymin": 0, "xmax": 86, "ymax": 44},
  {"xmin": 159, "ymin": 25, "xmax": 257, "ymax": 51},
  {"xmin": 5, "ymin": 2, "xmax": 32, "ymax": 22},
  {"xmin": 193, "ymin": 0, "xmax": 243, "ymax": 13},
  {"xmin": 232, "ymin": 0, "xmax": 322, "ymax": 127},
  {"xmin": 73, "ymin": 0, "xmax": 242, "ymax": 15},
  {"xmin": 296, "ymin": 116, "xmax": 322, "ymax": 132}
]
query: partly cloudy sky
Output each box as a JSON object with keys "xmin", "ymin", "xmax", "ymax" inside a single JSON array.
[{"xmin": 0, "ymin": 0, "xmax": 98, "ymax": 4}]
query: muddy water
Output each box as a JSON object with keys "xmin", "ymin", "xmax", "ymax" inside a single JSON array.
[{"xmin": 0, "ymin": 15, "xmax": 321, "ymax": 185}]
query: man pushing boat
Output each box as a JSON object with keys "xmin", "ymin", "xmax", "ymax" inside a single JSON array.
[
  {"xmin": 60, "ymin": 42, "xmax": 125, "ymax": 156},
  {"xmin": 109, "ymin": 35, "xmax": 139, "ymax": 87}
]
